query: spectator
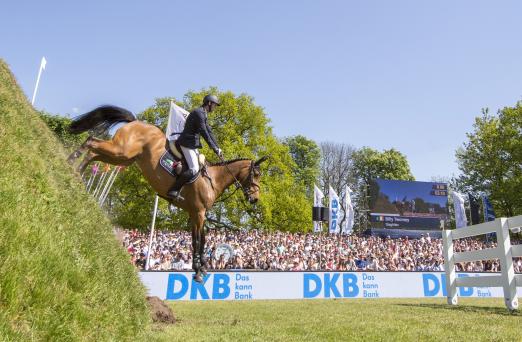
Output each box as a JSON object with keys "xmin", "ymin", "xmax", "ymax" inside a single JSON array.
[{"xmin": 122, "ymin": 229, "xmax": 521, "ymax": 273}]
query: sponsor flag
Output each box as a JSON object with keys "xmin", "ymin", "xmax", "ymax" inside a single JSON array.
[
  {"xmin": 165, "ymin": 100, "xmax": 189, "ymax": 140},
  {"xmin": 452, "ymin": 191, "xmax": 468, "ymax": 228},
  {"xmin": 482, "ymin": 196, "xmax": 496, "ymax": 222},
  {"xmin": 328, "ymin": 186, "xmax": 340, "ymax": 234},
  {"xmin": 343, "ymin": 186, "xmax": 354, "ymax": 235},
  {"xmin": 313, "ymin": 184, "xmax": 324, "ymax": 232}
]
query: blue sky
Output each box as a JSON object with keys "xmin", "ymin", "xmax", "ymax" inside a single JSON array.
[{"xmin": 2, "ymin": 1, "xmax": 522, "ymax": 181}]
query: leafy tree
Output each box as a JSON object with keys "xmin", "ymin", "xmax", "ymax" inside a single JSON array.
[
  {"xmin": 283, "ymin": 135, "xmax": 320, "ymax": 197},
  {"xmin": 456, "ymin": 103, "xmax": 522, "ymax": 217},
  {"xmin": 353, "ymin": 147, "xmax": 415, "ymax": 184}
]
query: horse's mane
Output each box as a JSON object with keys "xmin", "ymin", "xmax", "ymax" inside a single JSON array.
[{"xmin": 208, "ymin": 158, "xmax": 251, "ymax": 166}]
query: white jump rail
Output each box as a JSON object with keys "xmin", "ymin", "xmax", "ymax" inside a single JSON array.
[{"xmin": 443, "ymin": 216, "xmax": 522, "ymax": 310}]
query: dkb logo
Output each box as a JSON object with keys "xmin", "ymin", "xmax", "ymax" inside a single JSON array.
[
  {"xmin": 303, "ymin": 273, "xmax": 359, "ymax": 298},
  {"xmin": 422, "ymin": 273, "xmax": 473, "ymax": 297},
  {"xmin": 330, "ymin": 199, "xmax": 339, "ymax": 231},
  {"xmin": 166, "ymin": 273, "xmax": 231, "ymax": 300}
]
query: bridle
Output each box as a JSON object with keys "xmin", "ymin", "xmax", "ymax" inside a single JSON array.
[{"xmin": 220, "ymin": 159, "xmax": 260, "ymax": 203}]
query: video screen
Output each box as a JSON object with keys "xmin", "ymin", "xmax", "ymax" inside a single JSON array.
[{"xmin": 369, "ymin": 179, "xmax": 449, "ymax": 230}]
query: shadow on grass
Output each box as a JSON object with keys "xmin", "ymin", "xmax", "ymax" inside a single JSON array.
[{"xmin": 396, "ymin": 303, "xmax": 521, "ymax": 317}]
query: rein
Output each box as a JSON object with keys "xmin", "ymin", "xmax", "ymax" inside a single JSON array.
[{"xmin": 218, "ymin": 158, "xmax": 259, "ymax": 202}]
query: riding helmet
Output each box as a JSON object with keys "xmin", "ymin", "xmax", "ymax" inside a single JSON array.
[{"xmin": 203, "ymin": 94, "xmax": 220, "ymax": 106}]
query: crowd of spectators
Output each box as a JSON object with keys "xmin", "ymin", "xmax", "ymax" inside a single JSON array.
[{"xmin": 123, "ymin": 229, "xmax": 522, "ymax": 273}]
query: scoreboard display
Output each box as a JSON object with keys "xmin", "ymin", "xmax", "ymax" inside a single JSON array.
[{"xmin": 369, "ymin": 179, "xmax": 449, "ymax": 231}]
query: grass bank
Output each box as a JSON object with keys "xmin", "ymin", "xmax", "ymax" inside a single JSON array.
[
  {"xmin": 0, "ymin": 59, "xmax": 150, "ymax": 340},
  {"xmin": 153, "ymin": 298, "xmax": 521, "ymax": 341}
]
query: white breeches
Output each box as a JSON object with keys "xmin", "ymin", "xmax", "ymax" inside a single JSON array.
[{"xmin": 180, "ymin": 146, "xmax": 200, "ymax": 173}]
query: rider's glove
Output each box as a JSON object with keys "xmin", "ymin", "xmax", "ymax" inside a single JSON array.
[{"xmin": 217, "ymin": 148, "xmax": 224, "ymax": 158}]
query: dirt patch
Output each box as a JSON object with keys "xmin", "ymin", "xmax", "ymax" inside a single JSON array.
[{"xmin": 146, "ymin": 296, "xmax": 176, "ymax": 324}]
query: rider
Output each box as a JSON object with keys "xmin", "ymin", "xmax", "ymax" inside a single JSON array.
[{"xmin": 167, "ymin": 94, "xmax": 223, "ymax": 199}]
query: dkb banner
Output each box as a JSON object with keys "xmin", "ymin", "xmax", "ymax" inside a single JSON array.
[{"xmin": 139, "ymin": 272, "xmax": 522, "ymax": 301}]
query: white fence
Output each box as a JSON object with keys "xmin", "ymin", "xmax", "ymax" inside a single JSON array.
[{"xmin": 443, "ymin": 216, "xmax": 522, "ymax": 310}]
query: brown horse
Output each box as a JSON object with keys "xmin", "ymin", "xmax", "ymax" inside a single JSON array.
[{"xmin": 67, "ymin": 105, "xmax": 267, "ymax": 282}]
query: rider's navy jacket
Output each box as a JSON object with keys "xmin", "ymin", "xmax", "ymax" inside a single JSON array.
[{"xmin": 177, "ymin": 107, "xmax": 219, "ymax": 153}]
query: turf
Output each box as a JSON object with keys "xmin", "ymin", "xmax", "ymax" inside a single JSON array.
[
  {"xmin": 0, "ymin": 59, "xmax": 151, "ymax": 340},
  {"xmin": 152, "ymin": 298, "xmax": 521, "ymax": 341}
]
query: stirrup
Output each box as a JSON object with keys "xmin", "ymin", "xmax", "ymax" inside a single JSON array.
[{"xmin": 167, "ymin": 190, "xmax": 184, "ymax": 201}]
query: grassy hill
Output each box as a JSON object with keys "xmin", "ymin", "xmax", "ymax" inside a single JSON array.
[{"xmin": 0, "ymin": 60, "xmax": 150, "ymax": 340}]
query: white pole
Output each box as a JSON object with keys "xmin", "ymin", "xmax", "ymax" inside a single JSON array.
[
  {"xmin": 98, "ymin": 167, "xmax": 118, "ymax": 203},
  {"xmin": 93, "ymin": 168, "xmax": 109, "ymax": 197},
  {"xmin": 87, "ymin": 169, "xmax": 99, "ymax": 192},
  {"xmin": 87, "ymin": 164, "xmax": 100, "ymax": 192},
  {"xmin": 100, "ymin": 167, "xmax": 121, "ymax": 206},
  {"xmin": 31, "ymin": 56, "xmax": 47, "ymax": 106},
  {"xmin": 145, "ymin": 195, "xmax": 160, "ymax": 270}
]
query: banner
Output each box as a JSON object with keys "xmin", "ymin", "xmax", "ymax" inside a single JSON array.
[
  {"xmin": 482, "ymin": 196, "xmax": 495, "ymax": 222},
  {"xmin": 343, "ymin": 186, "xmax": 354, "ymax": 235},
  {"xmin": 139, "ymin": 271, "xmax": 522, "ymax": 301},
  {"xmin": 165, "ymin": 100, "xmax": 189, "ymax": 140},
  {"xmin": 329, "ymin": 186, "xmax": 340, "ymax": 234},
  {"xmin": 313, "ymin": 184, "xmax": 324, "ymax": 233},
  {"xmin": 452, "ymin": 191, "xmax": 467, "ymax": 228}
]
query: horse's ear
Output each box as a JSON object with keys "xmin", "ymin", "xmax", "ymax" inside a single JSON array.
[{"xmin": 255, "ymin": 156, "xmax": 269, "ymax": 166}]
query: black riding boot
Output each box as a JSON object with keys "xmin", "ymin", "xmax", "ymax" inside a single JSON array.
[{"xmin": 167, "ymin": 169, "xmax": 192, "ymax": 199}]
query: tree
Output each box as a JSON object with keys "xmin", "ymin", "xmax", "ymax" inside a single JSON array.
[
  {"xmin": 353, "ymin": 147, "xmax": 415, "ymax": 184},
  {"xmin": 283, "ymin": 135, "xmax": 320, "ymax": 197},
  {"xmin": 455, "ymin": 103, "xmax": 522, "ymax": 217},
  {"xmin": 317, "ymin": 142, "xmax": 357, "ymax": 230}
]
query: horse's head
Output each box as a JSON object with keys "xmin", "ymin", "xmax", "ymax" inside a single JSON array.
[{"xmin": 243, "ymin": 156, "xmax": 269, "ymax": 204}]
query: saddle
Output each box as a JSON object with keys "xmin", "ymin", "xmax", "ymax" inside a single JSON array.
[{"xmin": 160, "ymin": 140, "xmax": 206, "ymax": 184}]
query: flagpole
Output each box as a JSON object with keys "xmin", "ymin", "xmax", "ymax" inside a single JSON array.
[
  {"xmin": 98, "ymin": 167, "xmax": 118, "ymax": 203},
  {"xmin": 100, "ymin": 167, "xmax": 122, "ymax": 206},
  {"xmin": 31, "ymin": 57, "xmax": 47, "ymax": 106},
  {"xmin": 92, "ymin": 168, "xmax": 109, "ymax": 197},
  {"xmin": 145, "ymin": 195, "xmax": 160, "ymax": 271}
]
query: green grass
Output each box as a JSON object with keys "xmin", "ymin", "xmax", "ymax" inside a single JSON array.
[
  {"xmin": 0, "ymin": 59, "xmax": 151, "ymax": 340},
  {"xmin": 151, "ymin": 298, "xmax": 521, "ymax": 341}
]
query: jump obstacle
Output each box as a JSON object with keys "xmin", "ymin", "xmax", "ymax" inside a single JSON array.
[{"xmin": 443, "ymin": 216, "xmax": 522, "ymax": 310}]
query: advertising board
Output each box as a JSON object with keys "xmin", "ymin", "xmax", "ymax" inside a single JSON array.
[{"xmin": 139, "ymin": 271, "xmax": 521, "ymax": 301}]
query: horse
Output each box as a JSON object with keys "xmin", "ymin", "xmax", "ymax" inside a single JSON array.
[{"xmin": 67, "ymin": 105, "xmax": 267, "ymax": 282}]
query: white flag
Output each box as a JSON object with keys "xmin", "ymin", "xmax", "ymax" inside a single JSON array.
[
  {"xmin": 313, "ymin": 184, "xmax": 324, "ymax": 233},
  {"xmin": 452, "ymin": 191, "xmax": 468, "ymax": 228},
  {"xmin": 165, "ymin": 100, "xmax": 189, "ymax": 140},
  {"xmin": 343, "ymin": 186, "xmax": 354, "ymax": 235},
  {"xmin": 329, "ymin": 186, "xmax": 340, "ymax": 234},
  {"xmin": 41, "ymin": 56, "xmax": 47, "ymax": 70}
]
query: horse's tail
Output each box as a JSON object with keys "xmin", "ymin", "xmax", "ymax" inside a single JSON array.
[{"xmin": 69, "ymin": 105, "xmax": 136, "ymax": 134}]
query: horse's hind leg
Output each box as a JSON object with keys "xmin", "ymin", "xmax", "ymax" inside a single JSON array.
[
  {"xmin": 78, "ymin": 150, "xmax": 133, "ymax": 174},
  {"xmin": 67, "ymin": 136, "xmax": 93, "ymax": 164}
]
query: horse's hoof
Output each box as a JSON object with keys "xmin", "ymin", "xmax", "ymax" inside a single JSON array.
[
  {"xmin": 193, "ymin": 273, "xmax": 203, "ymax": 283},
  {"xmin": 200, "ymin": 267, "xmax": 208, "ymax": 276},
  {"xmin": 67, "ymin": 152, "xmax": 79, "ymax": 164}
]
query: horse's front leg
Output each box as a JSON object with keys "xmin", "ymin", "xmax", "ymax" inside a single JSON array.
[
  {"xmin": 199, "ymin": 217, "xmax": 208, "ymax": 277},
  {"xmin": 191, "ymin": 210, "xmax": 206, "ymax": 283}
]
